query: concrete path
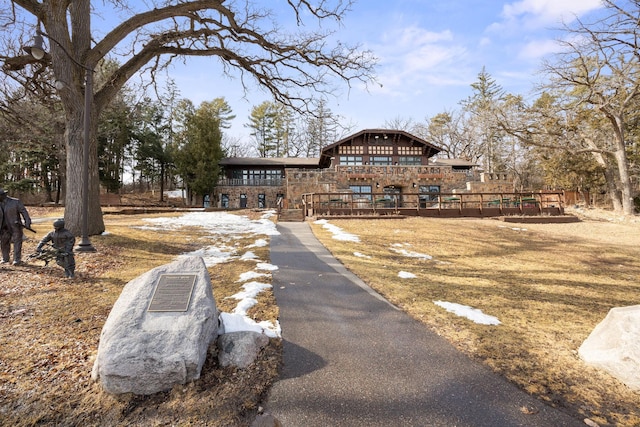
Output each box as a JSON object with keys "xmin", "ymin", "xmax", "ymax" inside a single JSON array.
[{"xmin": 263, "ymin": 222, "xmax": 583, "ymax": 427}]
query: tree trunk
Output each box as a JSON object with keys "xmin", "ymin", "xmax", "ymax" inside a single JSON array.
[
  {"xmin": 614, "ymin": 147, "xmax": 635, "ymax": 215},
  {"xmin": 159, "ymin": 162, "xmax": 165, "ymax": 202},
  {"xmin": 608, "ymin": 114, "xmax": 635, "ymax": 215},
  {"xmin": 590, "ymin": 150, "xmax": 623, "ymax": 212},
  {"xmin": 64, "ymin": 110, "xmax": 105, "ymax": 236}
]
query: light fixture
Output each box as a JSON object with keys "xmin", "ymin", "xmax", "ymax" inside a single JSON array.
[{"xmin": 23, "ymin": 31, "xmax": 45, "ymax": 60}]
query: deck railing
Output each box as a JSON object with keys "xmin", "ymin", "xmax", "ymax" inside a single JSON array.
[
  {"xmin": 217, "ymin": 178, "xmax": 284, "ymax": 187},
  {"xmin": 301, "ymin": 191, "xmax": 565, "ymax": 218}
]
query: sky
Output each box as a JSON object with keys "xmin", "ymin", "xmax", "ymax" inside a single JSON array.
[
  {"xmin": 141, "ymin": 205, "xmax": 503, "ymax": 333},
  {"xmin": 156, "ymin": 0, "xmax": 604, "ymax": 146}
]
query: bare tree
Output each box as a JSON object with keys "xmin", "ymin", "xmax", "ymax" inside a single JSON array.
[
  {"xmin": 1, "ymin": 0, "xmax": 376, "ymax": 234},
  {"xmin": 383, "ymin": 116, "xmax": 417, "ymax": 133},
  {"xmin": 298, "ymin": 98, "xmax": 347, "ymax": 157},
  {"xmin": 417, "ymin": 110, "xmax": 483, "ymax": 162},
  {"xmin": 538, "ymin": 0, "xmax": 640, "ymax": 214}
]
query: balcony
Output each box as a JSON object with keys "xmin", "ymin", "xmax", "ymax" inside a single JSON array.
[{"xmin": 217, "ymin": 178, "xmax": 283, "ymax": 187}]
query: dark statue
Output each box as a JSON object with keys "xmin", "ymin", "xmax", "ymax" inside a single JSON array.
[
  {"xmin": 0, "ymin": 188, "xmax": 32, "ymax": 265},
  {"xmin": 36, "ymin": 219, "xmax": 76, "ymax": 278}
]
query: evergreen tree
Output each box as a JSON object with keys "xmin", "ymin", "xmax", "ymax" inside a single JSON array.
[
  {"xmin": 460, "ymin": 67, "xmax": 507, "ymax": 172},
  {"xmin": 173, "ymin": 100, "xmax": 225, "ymax": 204},
  {"xmin": 247, "ymin": 101, "xmax": 279, "ymax": 157}
]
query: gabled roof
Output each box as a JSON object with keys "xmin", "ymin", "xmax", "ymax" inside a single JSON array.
[
  {"xmin": 219, "ymin": 157, "xmax": 320, "ymax": 167},
  {"xmin": 321, "ymin": 128, "xmax": 442, "ymax": 154},
  {"xmin": 319, "ymin": 129, "xmax": 442, "ymax": 167}
]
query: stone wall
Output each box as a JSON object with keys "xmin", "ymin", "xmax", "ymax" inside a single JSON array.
[
  {"xmin": 214, "ymin": 166, "xmax": 499, "ymax": 210},
  {"xmin": 215, "ymin": 185, "xmax": 285, "ymax": 209},
  {"xmin": 284, "ymin": 166, "xmax": 477, "ymax": 208},
  {"xmin": 465, "ymin": 173, "xmax": 515, "ymax": 193}
]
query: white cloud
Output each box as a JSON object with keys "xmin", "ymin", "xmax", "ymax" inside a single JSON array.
[
  {"xmin": 499, "ymin": 0, "xmax": 603, "ymax": 29},
  {"xmin": 517, "ymin": 38, "xmax": 563, "ymax": 60},
  {"xmin": 373, "ymin": 26, "xmax": 469, "ymax": 92},
  {"xmin": 502, "ymin": 0, "xmax": 602, "ymax": 24}
]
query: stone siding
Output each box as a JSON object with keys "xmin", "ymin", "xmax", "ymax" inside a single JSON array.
[
  {"xmin": 465, "ymin": 173, "xmax": 515, "ymax": 193},
  {"xmin": 284, "ymin": 165, "xmax": 478, "ymax": 208},
  {"xmin": 214, "ymin": 166, "xmax": 498, "ymax": 210},
  {"xmin": 214, "ymin": 185, "xmax": 285, "ymax": 209}
]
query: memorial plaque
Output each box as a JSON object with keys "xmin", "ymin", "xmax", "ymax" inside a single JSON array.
[{"xmin": 148, "ymin": 274, "xmax": 197, "ymax": 312}]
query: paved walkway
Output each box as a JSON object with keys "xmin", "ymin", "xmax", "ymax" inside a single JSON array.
[{"xmin": 263, "ymin": 222, "xmax": 583, "ymax": 427}]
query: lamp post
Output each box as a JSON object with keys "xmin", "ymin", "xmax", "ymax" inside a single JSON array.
[{"xmin": 24, "ymin": 29, "xmax": 96, "ymax": 252}]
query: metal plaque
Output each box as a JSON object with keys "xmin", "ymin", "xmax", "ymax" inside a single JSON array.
[{"xmin": 148, "ymin": 274, "xmax": 197, "ymax": 312}]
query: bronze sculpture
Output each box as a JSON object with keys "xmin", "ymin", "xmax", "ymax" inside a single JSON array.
[
  {"xmin": 0, "ymin": 188, "xmax": 32, "ymax": 265},
  {"xmin": 36, "ymin": 218, "xmax": 76, "ymax": 278}
]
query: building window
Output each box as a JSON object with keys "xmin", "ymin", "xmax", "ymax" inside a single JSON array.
[
  {"xmin": 221, "ymin": 194, "xmax": 229, "ymax": 208},
  {"xmin": 419, "ymin": 185, "xmax": 440, "ymax": 200},
  {"xmin": 340, "ymin": 156, "xmax": 363, "ymax": 165},
  {"xmin": 232, "ymin": 169, "xmax": 282, "ymax": 181},
  {"xmin": 370, "ymin": 156, "xmax": 392, "ymax": 165},
  {"xmin": 418, "ymin": 185, "xmax": 439, "ymax": 208},
  {"xmin": 398, "ymin": 156, "xmax": 421, "ymax": 165},
  {"xmin": 258, "ymin": 194, "xmax": 266, "ymax": 208},
  {"xmin": 398, "ymin": 146, "xmax": 422, "ymax": 155},
  {"xmin": 339, "ymin": 146, "xmax": 364, "ymax": 154},
  {"xmin": 240, "ymin": 194, "xmax": 247, "ymax": 208},
  {"xmin": 369, "ymin": 146, "xmax": 393, "ymax": 155},
  {"xmin": 349, "ymin": 185, "xmax": 372, "ymax": 200}
]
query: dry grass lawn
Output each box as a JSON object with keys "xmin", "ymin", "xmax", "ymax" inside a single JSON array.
[
  {"xmin": 0, "ymin": 208, "xmax": 280, "ymax": 426},
  {"xmin": 309, "ymin": 209, "xmax": 640, "ymax": 427},
  {"xmin": 2, "ymin": 206, "xmax": 639, "ymax": 426}
]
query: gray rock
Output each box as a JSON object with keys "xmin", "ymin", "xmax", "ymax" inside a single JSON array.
[
  {"xmin": 217, "ymin": 331, "xmax": 269, "ymax": 368},
  {"xmin": 578, "ymin": 304, "xmax": 640, "ymax": 390},
  {"xmin": 91, "ymin": 256, "xmax": 219, "ymax": 395}
]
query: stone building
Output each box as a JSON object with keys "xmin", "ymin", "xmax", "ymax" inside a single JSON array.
[
  {"xmin": 214, "ymin": 128, "xmax": 480, "ymax": 210},
  {"xmin": 213, "ymin": 128, "xmax": 566, "ymax": 217}
]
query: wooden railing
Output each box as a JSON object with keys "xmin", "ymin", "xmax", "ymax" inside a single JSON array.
[
  {"xmin": 301, "ymin": 191, "xmax": 565, "ymax": 218},
  {"xmin": 217, "ymin": 178, "xmax": 283, "ymax": 187}
]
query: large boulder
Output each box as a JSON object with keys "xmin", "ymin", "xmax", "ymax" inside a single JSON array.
[
  {"xmin": 578, "ymin": 305, "xmax": 640, "ymax": 390},
  {"xmin": 91, "ymin": 256, "xmax": 219, "ymax": 395}
]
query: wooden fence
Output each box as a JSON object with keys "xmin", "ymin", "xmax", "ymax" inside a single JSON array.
[{"xmin": 301, "ymin": 191, "xmax": 565, "ymax": 218}]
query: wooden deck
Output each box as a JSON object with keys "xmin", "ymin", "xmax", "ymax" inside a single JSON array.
[{"xmin": 301, "ymin": 191, "xmax": 565, "ymax": 219}]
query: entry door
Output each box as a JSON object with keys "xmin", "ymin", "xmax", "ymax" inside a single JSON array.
[
  {"xmin": 240, "ymin": 194, "xmax": 247, "ymax": 208},
  {"xmin": 419, "ymin": 185, "xmax": 440, "ymax": 207},
  {"xmin": 382, "ymin": 186, "xmax": 401, "ymax": 207}
]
